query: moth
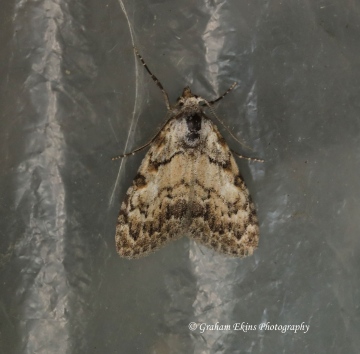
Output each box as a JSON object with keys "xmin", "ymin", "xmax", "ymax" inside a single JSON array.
[{"xmin": 113, "ymin": 48, "xmax": 263, "ymax": 259}]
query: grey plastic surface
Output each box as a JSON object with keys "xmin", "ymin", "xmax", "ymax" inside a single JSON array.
[{"xmin": 1, "ymin": 0, "xmax": 360, "ymax": 353}]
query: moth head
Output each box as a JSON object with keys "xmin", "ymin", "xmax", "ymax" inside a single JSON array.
[{"xmin": 175, "ymin": 86, "xmax": 207, "ymax": 113}]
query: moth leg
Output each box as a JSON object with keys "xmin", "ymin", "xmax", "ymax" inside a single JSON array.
[
  {"xmin": 204, "ymin": 100, "xmax": 253, "ymax": 151},
  {"xmin": 209, "ymin": 82, "xmax": 237, "ymax": 104},
  {"xmin": 112, "ymin": 139, "xmax": 155, "ymax": 160},
  {"xmin": 112, "ymin": 115, "xmax": 173, "ymax": 160},
  {"xmin": 134, "ymin": 47, "xmax": 171, "ymax": 110},
  {"xmin": 230, "ymin": 149, "xmax": 264, "ymax": 163}
]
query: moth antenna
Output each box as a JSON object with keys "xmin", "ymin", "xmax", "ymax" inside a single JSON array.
[
  {"xmin": 203, "ymin": 100, "xmax": 253, "ymax": 151},
  {"xmin": 209, "ymin": 82, "xmax": 237, "ymax": 104},
  {"xmin": 134, "ymin": 47, "xmax": 171, "ymax": 110}
]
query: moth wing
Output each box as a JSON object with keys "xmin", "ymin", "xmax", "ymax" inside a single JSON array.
[
  {"xmin": 188, "ymin": 120, "xmax": 259, "ymax": 257},
  {"xmin": 116, "ymin": 120, "xmax": 192, "ymax": 259}
]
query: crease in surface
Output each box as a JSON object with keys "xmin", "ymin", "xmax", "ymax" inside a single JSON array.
[
  {"xmin": 110, "ymin": 0, "xmax": 140, "ymax": 206},
  {"xmin": 15, "ymin": 1, "xmax": 69, "ymax": 353}
]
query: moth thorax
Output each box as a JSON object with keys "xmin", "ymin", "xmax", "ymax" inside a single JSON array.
[{"xmin": 184, "ymin": 113, "xmax": 202, "ymax": 147}]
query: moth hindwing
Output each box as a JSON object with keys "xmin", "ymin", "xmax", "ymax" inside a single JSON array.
[{"xmin": 115, "ymin": 49, "xmax": 260, "ymax": 259}]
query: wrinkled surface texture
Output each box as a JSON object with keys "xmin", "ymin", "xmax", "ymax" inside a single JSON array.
[{"xmin": 0, "ymin": 0, "xmax": 359, "ymax": 353}]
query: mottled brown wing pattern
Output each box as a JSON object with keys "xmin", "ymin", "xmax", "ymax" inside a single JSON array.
[
  {"xmin": 116, "ymin": 119, "xmax": 193, "ymax": 259},
  {"xmin": 116, "ymin": 117, "xmax": 259, "ymax": 259},
  {"xmin": 115, "ymin": 49, "xmax": 261, "ymax": 260},
  {"xmin": 188, "ymin": 121, "xmax": 259, "ymax": 257}
]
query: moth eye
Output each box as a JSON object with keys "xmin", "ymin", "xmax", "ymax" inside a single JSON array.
[{"xmin": 179, "ymin": 102, "xmax": 184, "ymax": 106}]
